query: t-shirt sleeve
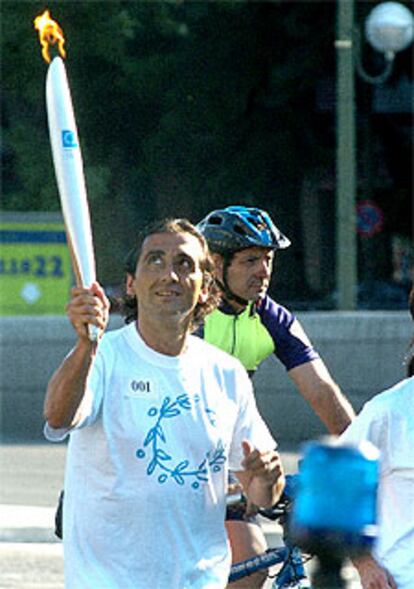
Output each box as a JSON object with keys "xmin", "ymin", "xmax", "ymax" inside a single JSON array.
[
  {"xmin": 258, "ymin": 296, "xmax": 319, "ymax": 371},
  {"xmin": 44, "ymin": 346, "xmax": 106, "ymax": 442},
  {"xmin": 227, "ymin": 366, "xmax": 276, "ymax": 470},
  {"xmin": 340, "ymin": 400, "xmax": 385, "ymax": 454}
]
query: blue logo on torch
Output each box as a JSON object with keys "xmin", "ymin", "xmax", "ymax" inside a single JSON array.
[{"xmin": 62, "ymin": 130, "xmax": 78, "ymax": 149}]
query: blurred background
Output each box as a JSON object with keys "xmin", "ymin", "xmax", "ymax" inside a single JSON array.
[{"xmin": 1, "ymin": 0, "xmax": 412, "ymax": 314}]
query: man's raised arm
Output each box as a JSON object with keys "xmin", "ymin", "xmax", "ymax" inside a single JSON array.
[{"xmin": 44, "ymin": 283, "xmax": 109, "ymax": 429}]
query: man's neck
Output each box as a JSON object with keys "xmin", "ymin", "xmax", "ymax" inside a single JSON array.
[
  {"xmin": 223, "ymin": 297, "xmax": 250, "ymax": 314},
  {"xmin": 136, "ymin": 317, "xmax": 190, "ymax": 356}
]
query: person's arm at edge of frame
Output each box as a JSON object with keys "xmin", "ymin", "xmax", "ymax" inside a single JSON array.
[
  {"xmin": 43, "ymin": 282, "xmax": 110, "ymax": 429},
  {"xmin": 351, "ymin": 553, "xmax": 397, "ymax": 589},
  {"xmin": 288, "ymin": 358, "xmax": 355, "ymax": 435},
  {"xmin": 235, "ymin": 440, "xmax": 285, "ymax": 508}
]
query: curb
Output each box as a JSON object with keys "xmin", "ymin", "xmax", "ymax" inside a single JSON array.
[
  {"xmin": 0, "ymin": 505, "xmax": 59, "ymax": 544},
  {"xmin": 0, "ymin": 505, "xmax": 283, "ymax": 547}
]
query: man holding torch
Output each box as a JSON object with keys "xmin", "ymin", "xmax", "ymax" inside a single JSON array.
[
  {"xmin": 34, "ymin": 15, "xmax": 283, "ymax": 587},
  {"xmin": 43, "ymin": 218, "xmax": 285, "ymax": 588}
]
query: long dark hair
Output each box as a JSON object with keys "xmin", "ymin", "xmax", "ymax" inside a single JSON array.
[{"xmin": 119, "ymin": 218, "xmax": 220, "ymax": 331}]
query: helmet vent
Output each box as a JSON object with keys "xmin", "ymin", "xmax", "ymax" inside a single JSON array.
[
  {"xmin": 233, "ymin": 224, "xmax": 247, "ymax": 236},
  {"xmin": 208, "ymin": 215, "xmax": 223, "ymax": 226}
]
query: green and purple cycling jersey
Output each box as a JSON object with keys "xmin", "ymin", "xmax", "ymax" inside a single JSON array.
[{"xmin": 197, "ymin": 295, "xmax": 319, "ymax": 374}]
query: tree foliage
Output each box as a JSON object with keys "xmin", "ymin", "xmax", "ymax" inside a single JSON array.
[
  {"xmin": 2, "ymin": 1, "xmax": 410, "ymax": 297},
  {"xmin": 2, "ymin": 1, "xmax": 337, "ymax": 285}
]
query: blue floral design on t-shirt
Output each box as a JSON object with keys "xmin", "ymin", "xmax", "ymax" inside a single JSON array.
[{"xmin": 135, "ymin": 394, "xmax": 226, "ymax": 489}]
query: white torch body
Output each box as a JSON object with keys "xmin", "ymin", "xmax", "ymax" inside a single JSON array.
[{"xmin": 46, "ymin": 56, "xmax": 99, "ymax": 340}]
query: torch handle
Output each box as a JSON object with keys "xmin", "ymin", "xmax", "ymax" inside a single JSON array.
[
  {"xmin": 88, "ymin": 324, "xmax": 101, "ymax": 342},
  {"xmin": 67, "ymin": 236, "xmax": 101, "ymax": 342}
]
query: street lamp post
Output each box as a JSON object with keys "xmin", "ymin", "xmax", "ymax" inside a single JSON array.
[
  {"xmin": 335, "ymin": 0, "xmax": 357, "ymax": 310},
  {"xmin": 335, "ymin": 1, "xmax": 413, "ymax": 311}
]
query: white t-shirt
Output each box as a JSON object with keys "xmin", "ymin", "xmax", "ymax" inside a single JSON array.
[
  {"xmin": 340, "ymin": 377, "xmax": 414, "ymax": 589},
  {"xmin": 46, "ymin": 323, "xmax": 276, "ymax": 589}
]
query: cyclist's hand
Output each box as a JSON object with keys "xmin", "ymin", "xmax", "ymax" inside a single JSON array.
[
  {"xmin": 235, "ymin": 441, "xmax": 284, "ymax": 508},
  {"xmin": 353, "ymin": 554, "xmax": 397, "ymax": 589},
  {"xmin": 66, "ymin": 282, "xmax": 109, "ymax": 340},
  {"xmin": 241, "ymin": 440, "xmax": 283, "ymax": 486}
]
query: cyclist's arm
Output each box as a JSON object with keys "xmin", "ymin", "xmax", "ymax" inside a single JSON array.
[
  {"xmin": 352, "ymin": 553, "xmax": 397, "ymax": 589},
  {"xmin": 235, "ymin": 441, "xmax": 285, "ymax": 508},
  {"xmin": 288, "ymin": 358, "xmax": 355, "ymax": 435},
  {"xmin": 258, "ymin": 298, "xmax": 354, "ymax": 434}
]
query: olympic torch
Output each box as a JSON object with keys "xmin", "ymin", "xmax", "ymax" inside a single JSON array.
[{"xmin": 34, "ymin": 10, "xmax": 100, "ymax": 341}]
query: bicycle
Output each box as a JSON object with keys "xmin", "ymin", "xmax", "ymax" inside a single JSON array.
[{"xmin": 228, "ymin": 474, "xmax": 312, "ymax": 588}]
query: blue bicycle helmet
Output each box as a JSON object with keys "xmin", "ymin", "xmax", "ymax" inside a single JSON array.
[{"xmin": 197, "ymin": 205, "xmax": 291, "ymax": 256}]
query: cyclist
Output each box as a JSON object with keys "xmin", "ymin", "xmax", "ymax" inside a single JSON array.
[{"xmin": 197, "ymin": 205, "xmax": 355, "ymax": 588}]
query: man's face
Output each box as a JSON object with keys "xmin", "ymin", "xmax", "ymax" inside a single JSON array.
[
  {"xmin": 126, "ymin": 231, "xmax": 207, "ymax": 322},
  {"xmin": 223, "ymin": 246, "xmax": 274, "ymax": 302}
]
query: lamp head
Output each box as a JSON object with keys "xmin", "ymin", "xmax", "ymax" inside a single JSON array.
[{"xmin": 365, "ymin": 2, "xmax": 414, "ymax": 56}]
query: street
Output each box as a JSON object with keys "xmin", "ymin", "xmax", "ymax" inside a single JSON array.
[
  {"xmin": 0, "ymin": 543, "xmax": 63, "ymax": 589},
  {"xmin": 0, "ymin": 444, "xmax": 66, "ymax": 589}
]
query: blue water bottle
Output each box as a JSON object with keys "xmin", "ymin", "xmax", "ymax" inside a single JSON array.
[{"xmin": 291, "ymin": 436, "xmax": 380, "ymax": 559}]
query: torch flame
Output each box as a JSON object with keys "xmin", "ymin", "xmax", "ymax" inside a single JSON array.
[{"xmin": 34, "ymin": 10, "xmax": 66, "ymax": 63}]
